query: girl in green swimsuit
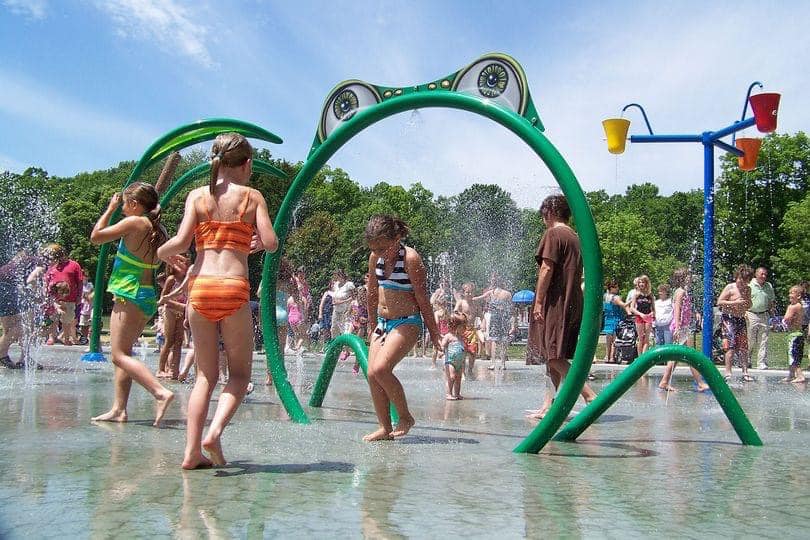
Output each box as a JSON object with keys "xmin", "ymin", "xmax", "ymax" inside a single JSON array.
[{"xmin": 89, "ymin": 182, "xmax": 175, "ymax": 427}]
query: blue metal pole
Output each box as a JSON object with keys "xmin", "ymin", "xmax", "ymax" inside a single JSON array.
[
  {"xmin": 702, "ymin": 135, "xmax": 715, "ymax": 359},
  {"xmin": 631, "ymin": 134, "xmax": 702, "ymax": 144}
]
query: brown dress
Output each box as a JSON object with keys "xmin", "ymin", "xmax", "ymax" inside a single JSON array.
[{"xmin": 526, "ymin": 224, "xmax": 583, "ymax": 364}]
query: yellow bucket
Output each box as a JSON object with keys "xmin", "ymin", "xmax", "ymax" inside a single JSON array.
[{"xmin": 603, "ymin": 118, "xmax": 631, "ymax": 154}]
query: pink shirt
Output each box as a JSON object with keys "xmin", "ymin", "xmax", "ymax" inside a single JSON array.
[{"xmin": 45, "ymin": 260, "xmax": 83, "ymax": 302}]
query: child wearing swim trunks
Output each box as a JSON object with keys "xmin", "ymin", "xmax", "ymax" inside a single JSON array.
[
  {"xmin": 439, "ymin": 312, "xmax": 467, "ymax": 400},
  {"xmin": 158, "ymin": 133, "xmax": 279, "ymax": 469},
  {"xmin": 782, "ymin": 285, "xmax": 806, "ymax": 383},
  {"xmin": 363, "ymin": 215, "xmax": 441, "ymax": 441},
  {"xmin": 90, "ymin": 182, "xmax": 175, "ymax": 427},
  {"xmin": 717, "ymin": 265, "xmax": 754, "ymax": 382}
]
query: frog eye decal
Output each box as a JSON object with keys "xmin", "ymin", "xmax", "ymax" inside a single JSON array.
[
  {"xmin": 452, "ymin": 54, "xmax": 528, "ymax": 115},
  {"xmin": 318, "ymin": 80, "xmax": 382, "ymax": 141}
]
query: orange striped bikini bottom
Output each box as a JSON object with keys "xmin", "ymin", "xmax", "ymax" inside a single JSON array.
[{"xmin": 188, "ymin": 275, "xmax": 250, "ymax": 322}]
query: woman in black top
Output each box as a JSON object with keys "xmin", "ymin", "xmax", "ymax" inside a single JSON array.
[{"xmin": 630, "ymin": 275, "xmax": 655, "ymax": 356}]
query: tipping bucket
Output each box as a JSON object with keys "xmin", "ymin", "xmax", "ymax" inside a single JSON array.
[
  {"xmin": 735, "ymin": 138, "xmax": 762, "ymax": 171},
  {"xmin": 749, "ymin": 92, "xmax": 780, "ymax": 133},
  {"xmin": 603, "ymin": 118, "xmax": 631, "ymax": 154}
]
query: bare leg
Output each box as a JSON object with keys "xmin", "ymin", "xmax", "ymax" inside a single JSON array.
[
  {"xmin": 202, "ymin": 304, "xmax": 253, "ymax": 466},
  {"xmin": 453, "ymin": 366, "xmax": 462, "ymax": 398},
  {"xmin": 659, "ymin": 361, "xmax": 677, "ymax": 391},
  {"xmin": 548, "ymin": 357, "xmax": 597, "ymax": 402},
  {"xmin": 0, "ymin": 314, "xmax": 22, "ymax": 361},
  {"xmin": 183, "ymin": 309, "xmax": 219, "ymax": 469},
  {"xmin": 724, "ymin": 348, "xmax": 734, "ymax": 378},
  {"xmin": 444, "ymin": 364, "xmax": 454, "ymax": 399},
  {"xmin": 364, "ymin": 325, "xmax": 420, "ymax": 440},
  {"xmin": 93, "ymin": 301, "xmax": 173, "ymax": 426}
]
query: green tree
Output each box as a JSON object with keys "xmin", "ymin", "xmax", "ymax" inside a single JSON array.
[
  {"xmin": 597, "ymin": 211, "xmax": 664, "ymax": 288},
  {"xmin": 772, "ymin": 193, "xmax": 810, "ymax": 288}
]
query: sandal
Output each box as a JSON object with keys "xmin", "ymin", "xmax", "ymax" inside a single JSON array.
[
  {"xmin": 741, "ymin": 374, "xmax": 755, "ymax": 383},
  {"xmin": 1, "ymin": 356, "xmax": 20, "ymax": 369},
  {"xmin": 723, "ymin": 374, "xmax": 732, "ymax": 382}
]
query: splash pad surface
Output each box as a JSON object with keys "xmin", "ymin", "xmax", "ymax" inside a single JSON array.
[{"xmin": 1, "ymin": 350, "xmax": 807, "ymax": 537}]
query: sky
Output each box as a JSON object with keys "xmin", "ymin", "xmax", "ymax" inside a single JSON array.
[{"xmin": 1, "ymin": 0, "xmax": 808, "ymax": 209}]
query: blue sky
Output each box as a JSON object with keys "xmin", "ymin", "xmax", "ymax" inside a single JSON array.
[{"xmin": 1, "ymin": 0, "xmax": 808, "ymax": 208}]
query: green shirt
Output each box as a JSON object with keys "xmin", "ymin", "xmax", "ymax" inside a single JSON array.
[{"xmin": 749, "ymin": 279, "xmax": 775, "ymax": 314}]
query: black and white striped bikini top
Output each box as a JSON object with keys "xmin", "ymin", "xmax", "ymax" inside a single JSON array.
[{"xmin": 375, "ymin": 243, "xmax": 413, "ymax": 291}]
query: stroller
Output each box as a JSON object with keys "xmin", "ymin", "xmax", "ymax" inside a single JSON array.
[{"xmin": 614, "ymin": 316, "xmax": 638, "ymax": 364}]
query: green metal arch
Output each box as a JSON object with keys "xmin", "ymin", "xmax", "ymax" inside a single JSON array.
[
  {"xmin": 261, "ymin": 88, "xmax": 604, "ymax": 451},
  {"xmin": 85, "ymin": 118, "xmax": 283, "ymax": 359},
  {"xmin": 554, "ymin": 345, "xmax": 762, "ymax": 445}
]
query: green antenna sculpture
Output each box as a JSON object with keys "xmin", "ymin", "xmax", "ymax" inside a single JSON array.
[{"xmin": 264, "ymin": 52, "xmax": 761, "ymax": 451}]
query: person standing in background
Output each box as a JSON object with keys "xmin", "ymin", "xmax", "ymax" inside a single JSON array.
[{"xmin": 747, "ymin": 266, "xmax": 775, "ymax": 370}]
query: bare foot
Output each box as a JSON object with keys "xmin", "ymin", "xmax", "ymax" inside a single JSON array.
[
  {"xmin": 525, "ymin": 404, "xmax": 550, "ymax": 420},
  {"xmin": 202, "ymin": 436, "xmax": 226, "ymax": 466},
  {"xmin": 362, "ymin": 428, "xmax": 393, "ymax": 442},
  {"xmin": 391, "ymin": 416, "xmax": 415, "ymax": 438},
  {"xmin": 156, "ymin": 371, "xmax": 170, "ymax": 379},
  {"xmin": 91, "ymin": 408, "xmax": 127, "ymax": 423},
  {"xmin": 658, "ymin": 384, "xmax": 677, "ymax": 392},
  {"xmin": 696, "ymin": 384, "xmax": 711, "ymax": 392},
  {"xmin": 455, "ymin": 395, "xmax": 464, "ymax": 400},
  {"xmin": 153, "ymin": 391, "xmax": 175, "ymax": 427},
  {"xmin": 265, "ymin": 374, "xmax": 273, "ymax": 385},
  {"xmin": 791, "ymin": 377, "xmax": 807, "ymax": 383},
  {"xmin": 446, "ymin": 394, "xmax": 458, "ymax": 401},
  {"xmin": 181, "ymin": 453, "xmax": 213, "ymax": 470}
]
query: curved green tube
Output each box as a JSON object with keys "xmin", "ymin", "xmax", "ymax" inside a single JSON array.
[
  {"xmin": 262, "ymin": 90, "xmax": 602, "ymax": 442},
  {"xmin": 85, "ymin": 118, "xmax": 282, "ymax": 360},
  {"xmin": 553, "ymin": 344, "xmax": 763, "ymax": 446},
  {"xmin": 308, "ymin": 333, "xmax": 398, "ymax": 424}
]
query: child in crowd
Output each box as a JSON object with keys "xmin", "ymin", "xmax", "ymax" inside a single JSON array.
[
  {"xmin": 157, "ymin": 261, "xmax": 189, "ymax": 379},
  {"xmin": 90, "ymin": 182, "xmax": 174, "ymax": 427},
  {"xmin": 654, "ymin": 284, "xmax": 673, "ymax": 346},
  {"xmin": 349, "ymin": 286, "xmax": 369, "ymax": 374},
  {"xmin": 77, "ymin": 271, "xmax": 94, "ymax": 345},
  {"xmin": 158, "ymin": 133, "xmax": 278, "ymax": 469},
  {"xmin": 318, "ymin": 285, "xmax": 333, "ymax": 350},
  {"xmin": 629, "ymin": 275, "xmax": 655, "ymax": 355},
  {"xmin": 659, "ymin": 268, "xmax": 709, "ymax": 392},
  {"xmin": 431, "ymin": 298, "xmax": 450, "ymax": 369},
  {"xmin": 287, "ymin": 284, "xmax": 306, "ymax": 355},
  {"xmin": 440, "ymin": 313, "xmax": 467, "ymax": 400},
  {"xmin": 601, "ymin": 279, "xmax": 627, "ymax": 363},
  {"xmin": 782, "ymin": 285, "xmax": 806, "ymax": 383}
]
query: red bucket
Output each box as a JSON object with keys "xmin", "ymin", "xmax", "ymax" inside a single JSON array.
[
  {"xmin": 749, "ymin": 92, "xmax": 780, "ymax": 133},
  {"xmin": 736, "ymin": 138, "xmax": 761, "ymax": 171}
]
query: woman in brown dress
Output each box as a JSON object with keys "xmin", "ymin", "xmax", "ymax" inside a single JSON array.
[{"xmin": 526, "ymin": 195, "xmax": 596, "ymax": 419}]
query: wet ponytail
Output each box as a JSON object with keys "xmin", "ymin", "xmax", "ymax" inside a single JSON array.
[
  {"xmin": 209, "ymin": 133, "xmax": 253, "ymax": 195},
  {"xmin": 209, "ymin": 154, "xmax": 221, "ymax": 195},
  {"xmin": 123, "ymin": 182, "xmax": 166, "ymax": 256}
]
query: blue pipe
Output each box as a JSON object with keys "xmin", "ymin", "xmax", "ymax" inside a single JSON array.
[
  {"xmin": 710, "ymin": 117, "xmax": 756, "ymax": 141},
  {"xmin": 733, "ymin": 81, "xmax": 763, "ymax": 145},
  {"xmin": 702, "ymin": 138, "xmax": 715, "ymax": 359},
  {"xmin": 631, "ymin": 134, "xmax": 702, "ymax": 143},
  {"xmin": 621, "ymin": 103, "xmax": 654, "ymax": 135},
  {"xmin": 714, "ymin": 139, "xmax": 744, "ymax": 157}
]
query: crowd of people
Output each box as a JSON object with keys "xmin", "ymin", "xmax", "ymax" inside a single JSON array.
[{"xmin": 5, "ymin": 145, "xmax": 810, "ymax": 467}]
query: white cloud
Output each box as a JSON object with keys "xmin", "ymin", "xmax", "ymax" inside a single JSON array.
[
  {"xmin": 2, "ymin": 0, "xmax": 47, "ymax": 19},
  {"xmin": 92, "ymin": 0, "xmax": 215, "ymax": 68},
  {"xmin": 0, "ymin": 152, "xmax": 27, "ymax": 174},
  {"xmin": 0, "ymin": 69, "xmax": 157, "ymax": 151}
]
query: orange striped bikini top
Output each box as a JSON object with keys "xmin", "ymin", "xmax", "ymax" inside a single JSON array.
[{"xmin": 194, "ymin": 190, "xmax": 254, "ymax": 254}]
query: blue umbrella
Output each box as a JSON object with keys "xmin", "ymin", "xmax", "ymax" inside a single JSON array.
[{"xmin": 512, "ymin": 290, "xmax": 535, "ymax": 304}]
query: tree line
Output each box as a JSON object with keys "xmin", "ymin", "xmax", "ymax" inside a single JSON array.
[{"xmin": 1, "ymin": 132, "xmax": 807, "ymax": 312}]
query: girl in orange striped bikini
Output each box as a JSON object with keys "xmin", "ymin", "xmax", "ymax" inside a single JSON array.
[{"xmin": 158, "ymin": 133, "xmax": 278, "ymax": 469}]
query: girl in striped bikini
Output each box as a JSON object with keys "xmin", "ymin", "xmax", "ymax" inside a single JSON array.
[
  {"xmin": 363, "ymin": 215, "xmax": 441, "ymax": 441},
  {"xmin": 158, "ymin": 133, "xmax": 278, "ymax": 469}
]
